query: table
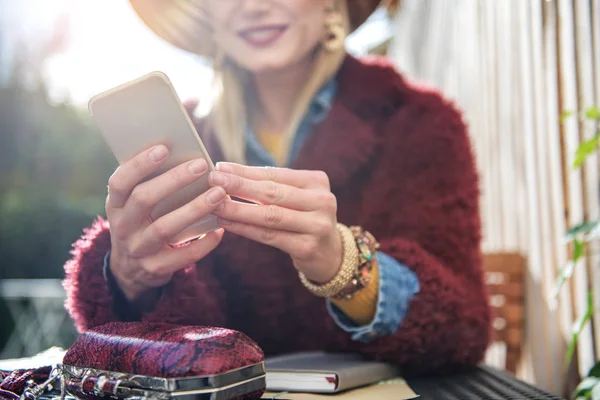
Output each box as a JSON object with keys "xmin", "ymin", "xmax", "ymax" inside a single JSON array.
[
  {"xmin": 407, "ymin": 365, "xmax": 565, "ymax": 400},
  {"xmin": 1, "ymin": 361, "xmax": 565, "ymax": 400}
]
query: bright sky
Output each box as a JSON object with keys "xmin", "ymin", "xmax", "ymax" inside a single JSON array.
[{"xmin": 2, "ymin": 1, "xmax": 391, "ymax": 107}]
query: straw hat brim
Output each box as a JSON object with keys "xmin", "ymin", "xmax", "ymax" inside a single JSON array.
[{"xmin": 129, "ymin": 0, "xmax": 382, "ymax": 58}]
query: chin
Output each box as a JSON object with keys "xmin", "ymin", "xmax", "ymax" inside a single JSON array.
[
  {"xmin": 252, "ymin": 61, "xmax": 294, "ymax": 73},
  {"xmin": 232, "ymin": 44, "xmax": 313, "ymax": 74},
  {"xmin": 240, "ymin": 56, "xmax": 297, "ymax": 74}
]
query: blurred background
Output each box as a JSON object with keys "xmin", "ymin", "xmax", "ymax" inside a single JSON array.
[
  {"xmin": 0, "ymin": 0, "xmax": 599, "ymax": 398},
  {"xmin": 0, "ymin": 0, "xmax": 393, "ymax": 363}
]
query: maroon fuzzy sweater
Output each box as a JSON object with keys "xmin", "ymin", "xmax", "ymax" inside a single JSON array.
[{"xmin": 63, "ymin": 55, "xmax": 491, "ymax": 375}]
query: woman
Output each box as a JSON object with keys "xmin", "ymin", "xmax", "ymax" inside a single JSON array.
[{"xmin": 64, "ymin": 0, "xmax": 491, "ymax": 375}]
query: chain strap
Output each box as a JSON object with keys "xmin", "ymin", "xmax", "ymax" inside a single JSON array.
[
  {"xmin": 14, "ymin": 364, "xmax": 168, "ymax": 400},
  {"xmin": 19, "ymin": 366, "xmax": 64, "ymax": 400}
]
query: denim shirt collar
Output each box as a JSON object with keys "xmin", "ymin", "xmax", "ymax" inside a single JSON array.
[
  {"xmin": 245, "ymin": 78, "xmax": 338, "ymax": 167},
  {"xmin": 308, "ymin": 78, "xmax": 338, "ymax": 124}
]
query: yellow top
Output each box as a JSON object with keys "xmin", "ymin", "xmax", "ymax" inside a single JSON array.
[
  {"xmin": 330, "ymin": 260, "xmax": 379, "ymax": 325},
  {"xmin": 256, "ymin": 131, "xmax": 287, "ymax": 166},
  {"xmin": 258, "ymin": 131, "xmax": 379, "ymax": 326}
]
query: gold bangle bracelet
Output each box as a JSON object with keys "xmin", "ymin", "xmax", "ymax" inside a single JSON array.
[{"xmin": 298, "ymin": 223, "xmax": 359, "ymax": 298}]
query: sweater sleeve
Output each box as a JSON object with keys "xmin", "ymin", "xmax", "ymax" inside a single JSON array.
[
  {"xmin": 339, "ymin": 91, "xmax": 492, "ymax": 374},
  {"xmin": 63, "ymin": 217, "xmax": 228, "ymax": 333}
]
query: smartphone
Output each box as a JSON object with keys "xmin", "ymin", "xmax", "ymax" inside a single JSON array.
[{"xmin": 89, "ymin": 71, "xmax": 219, "ymax": 246}]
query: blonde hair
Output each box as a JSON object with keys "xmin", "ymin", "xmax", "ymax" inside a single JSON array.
[{"xmin": 208, "ymin": 0, "xmax": 350, "ymax": 165}]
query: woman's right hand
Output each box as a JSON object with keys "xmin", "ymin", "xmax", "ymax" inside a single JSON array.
[{"xmin": 106, "ymin": 144, "xmax": 227, "ymax": 301}]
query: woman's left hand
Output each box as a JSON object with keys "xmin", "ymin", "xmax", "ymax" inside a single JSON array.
[{"xmin": 209, "ymin": 162, "xmax": 343, "ymax": 283}]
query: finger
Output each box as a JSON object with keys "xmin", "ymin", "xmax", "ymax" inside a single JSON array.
[
  {"xmin": 122, "ymin": 158, "xmax": 209, "ymax": 223},
  {"xmin": 132, "ymin": 187, "xmax": 227, "ymax": 253},
  {"xmin": 214, "ymin": 199, "xmax": 330, "ymax": 234},
  {"xmin": 142, "ymin": 229, "xmax": 224, "ymax": 274},
  {"xmin": 209, "ymin": 171, "xmax": 335, "ymax": 211},
  {"xmin": 215, "ymin": 162, "xmax": 330, "ymax": 190},
  {"xmin": 218, "ymin": 218, "xmax": 303, "ymax": 255},
  {"xmin": 107, "ymin": 145, "xmax": 169, "ymax": 209}
]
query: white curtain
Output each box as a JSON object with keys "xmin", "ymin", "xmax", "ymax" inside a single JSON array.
[{"xmin": 388, "ymin": 0, "xmax": 600, "ymax": 394}]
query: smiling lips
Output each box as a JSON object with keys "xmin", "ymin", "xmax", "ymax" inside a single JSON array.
[{"xmin": 238, "ymin": 25, "xmax": 287, "ymax": 48}]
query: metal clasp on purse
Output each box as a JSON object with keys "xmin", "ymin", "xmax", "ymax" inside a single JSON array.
[{"xmin": 21, "ymin": 362, "xmax": 265, "ymax": 400}]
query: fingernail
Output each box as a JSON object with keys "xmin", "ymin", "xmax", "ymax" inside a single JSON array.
[
  {"xmin": 215, "ymin": 162, "xmax": 232, "ymax": 173},
  {"xmin": 149, "ymin": 145, "xmax": 168, "ymax": 162},
  {"xmin": 207, "ymin": 187, "xmax": 226, "ymax": 205},
  {"xmin": 210, "ymin": 171, "xmax": 228, "ymax": 187},
  {"xmin": 188, "ymin": 159, "xmax": 208, "ymax": 175},
  {"xmin": 218, "ymin": 218, "xmax": 232, "ymax": 227}
]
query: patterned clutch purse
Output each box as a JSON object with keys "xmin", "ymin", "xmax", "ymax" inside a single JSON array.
[{"xmin": 16, "ymin": 322, "xmax": 266, "ymax": 400}]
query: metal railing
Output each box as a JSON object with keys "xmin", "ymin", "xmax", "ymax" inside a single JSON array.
[{"xmin": 0, "ymin": 279, "xmax": 78, "ymax": 358}]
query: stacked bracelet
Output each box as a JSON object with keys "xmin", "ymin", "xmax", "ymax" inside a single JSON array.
[
  {"xmin": 333, "ymin": 226, "xmax": 380, "ymax": 300},
  {"xmin": 298, "ymin": 224, "xmax": 359, "ymax": 298},
  {"xmin": 298, "ymin": 224, "xmax": 380, "ymax": 300}
]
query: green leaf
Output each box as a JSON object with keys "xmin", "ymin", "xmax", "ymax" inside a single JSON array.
[
  {"xmin": 554, "ymin": 240, "xmax": 585, "ymax": 299},
  {"xmin": 589, "ymin": 361, "xmax": 600, "ymax": 378},
  {"xmin": 573, "ymin": 377, "xmax": 600, "ymax": 398},
  {"xmin": 554, "ymin": 262, "xmax": 575, "ymax": 299},
  {"xmin": 573, "ymin": 133, "xmax": 600, "ymax": 168},
  {"xmin": 567, "ymin": 220, "xmax": 600, "ymax": 240},
  {"xmin": 585, "ymin": 106, "xmax": 600, "ymax": 121},
  {"xmin": 574, "ymin": 239, "xmax": 586, "ymax": 260},
  {"xmin": 565, "ymin": 291, "xmax": 594, "ymax": 367},
  {"xmin": 561, "ymin": 110, "xmax": 575, "ymax": 123}
]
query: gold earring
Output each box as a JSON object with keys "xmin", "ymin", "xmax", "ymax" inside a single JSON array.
[{"xmin": 323, "ymin": 6, "xmax": 345, "ymax": 52}]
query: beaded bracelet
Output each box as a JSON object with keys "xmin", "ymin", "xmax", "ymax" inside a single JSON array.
[
  {"xmin": 298, "ymin": 223, "xmax": 359, "ymax": 298},
  {"xmin": 299, "ymin": 224, "xmax": 380, "ymax": 300}
]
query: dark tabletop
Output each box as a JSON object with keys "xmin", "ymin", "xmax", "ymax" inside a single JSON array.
[{"xmin": 407, "ymin": 366, "xmax": 565, "ymax": 400}]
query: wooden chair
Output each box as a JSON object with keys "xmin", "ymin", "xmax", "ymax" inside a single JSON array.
[{"xmin": 483, "ymin": 253, "xmax": 526, "ymax": 374}]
